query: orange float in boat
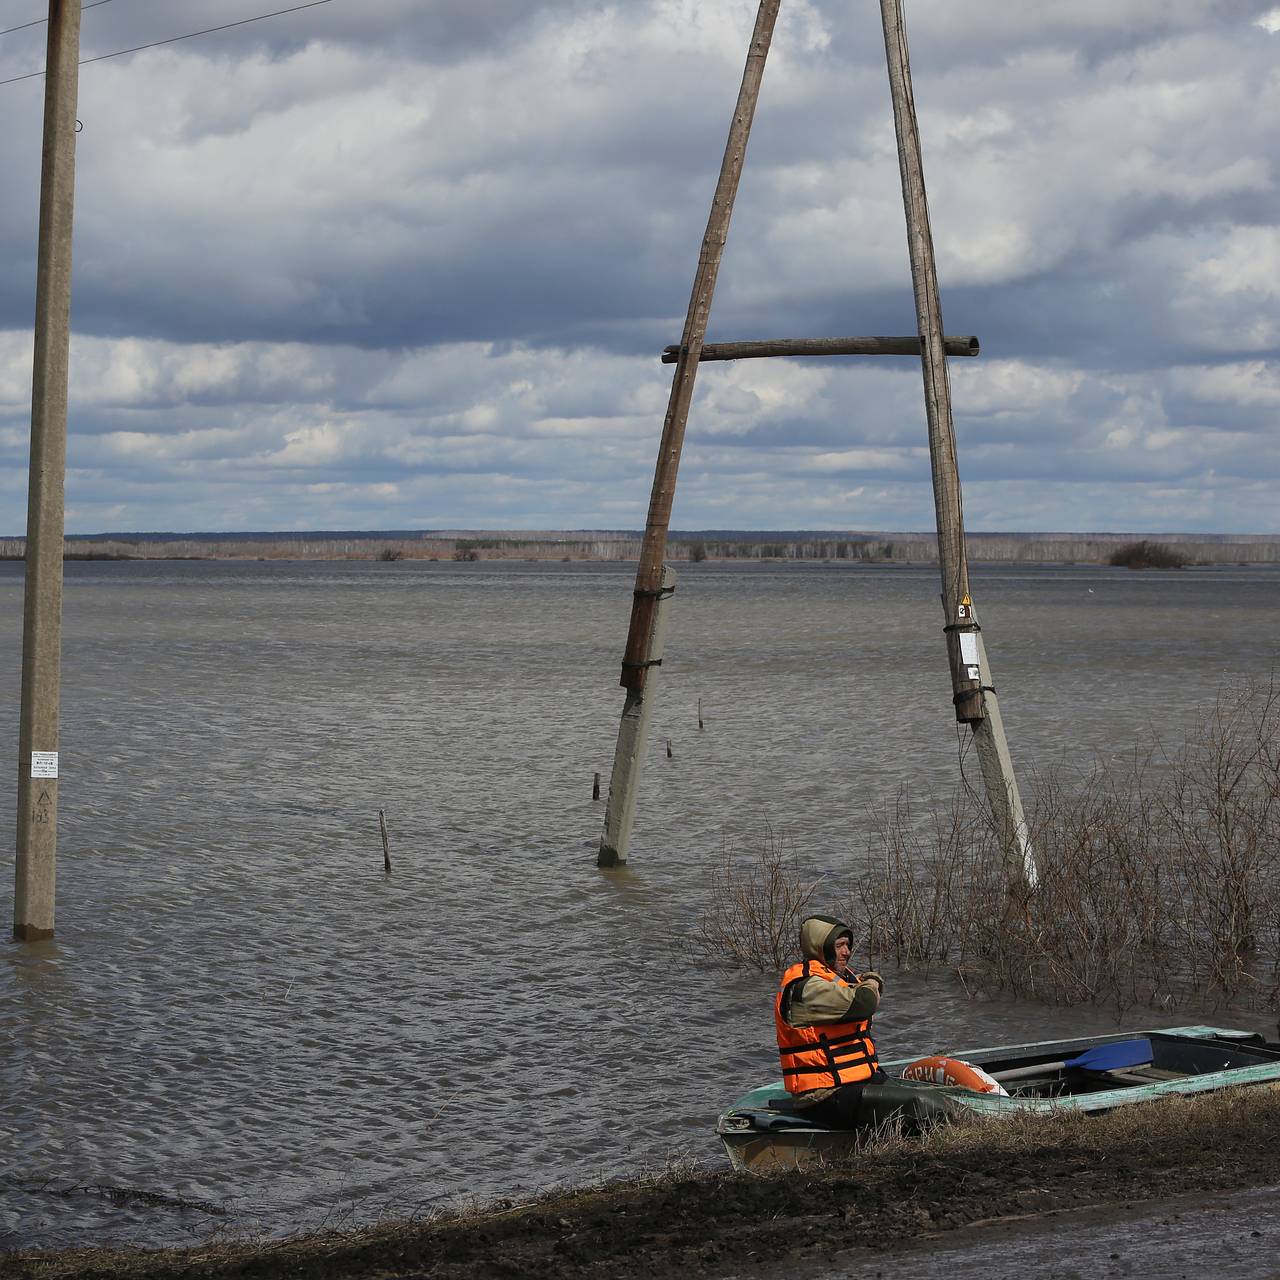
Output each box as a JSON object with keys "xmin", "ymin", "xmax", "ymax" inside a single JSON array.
[{"xmin": 900, "ymin": 1055, "xmax": 1009, "ymax": 1095}]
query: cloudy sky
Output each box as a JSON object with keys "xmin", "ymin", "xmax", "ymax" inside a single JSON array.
[{"xmin": 0, "ymin": 0, "xmax": 1277, "ymax": 534}]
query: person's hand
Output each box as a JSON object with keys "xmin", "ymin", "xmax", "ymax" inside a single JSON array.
[{"xmin": 857, "ymin": 970, "xmax": 884, "ymax": 996}]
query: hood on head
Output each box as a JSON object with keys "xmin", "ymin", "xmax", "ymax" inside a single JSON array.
[{"xmin": 799, "ymin": 915, "xmax": 853, "ymax": 968}]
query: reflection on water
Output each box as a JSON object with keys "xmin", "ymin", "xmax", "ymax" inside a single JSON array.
[{"xmin": 0, "ymin": 560, "xmax": 1277, "ymax": 1249}]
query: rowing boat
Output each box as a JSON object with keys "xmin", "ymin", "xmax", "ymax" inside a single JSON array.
[{"xmin": 717, "ymin": 1025, "xmax": 1280, "ymax": 1173}]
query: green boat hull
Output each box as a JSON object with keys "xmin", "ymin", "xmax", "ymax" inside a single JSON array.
[{"xmin": 717, "ymin": 1025, "xmax": 1280, "ymax": 1173}]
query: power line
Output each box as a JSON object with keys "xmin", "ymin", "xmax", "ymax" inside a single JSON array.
[
  {"xmin": 0, "ymin": 0, "xmax": 116, "ymax": 40},
  {"xmin": 0, "ymin": 0, "xmax": 335, "ymax": 86}
]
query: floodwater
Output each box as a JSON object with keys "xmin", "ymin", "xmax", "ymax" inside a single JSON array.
[{"xmin": 0, "ymin": 558, "xmax": 1277, "ymax": 1251}]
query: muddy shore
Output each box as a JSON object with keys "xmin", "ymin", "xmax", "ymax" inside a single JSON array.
[{"xmin": 5, "ymin": 1090, "xmax": 1280, "ymax": 1280}]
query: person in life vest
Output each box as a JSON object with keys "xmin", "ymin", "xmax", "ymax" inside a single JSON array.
[{"xmin": 775, "ymin": 915, "xmax": 885, "ymax": 1128}]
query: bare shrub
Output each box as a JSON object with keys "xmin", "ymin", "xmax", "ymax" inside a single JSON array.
[
  {"xmin": 700, "ymin": 681, "xmax": 1280, "ymax": 1012},
  {"xmin": 924, "ymin": 681, "xmax": 1280, "ymax": 1010},
  {"xmin": 949, "ymin": 758, "xmax": 1177, "ymax": 1010},
  {"xmin": 695, "ymin": 826, "xmax": 823, "ymax": 974},
  {"xmin": 1155, "ymin": 681, "xmax": 1280, "ymax": 1001},
  {"xmin": 841, "ymin": 790, "xmax": 981, "ymax": 975}
]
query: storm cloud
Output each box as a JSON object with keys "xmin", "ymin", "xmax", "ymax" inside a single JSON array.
[{"xmin": 0, "ymin": 0, "xmax": 1276, "ymax": 533}]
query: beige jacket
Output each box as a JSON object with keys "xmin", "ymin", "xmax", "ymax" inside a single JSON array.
[{"xmin": 780, "ymin": 916, "xmax": 881, "ymax": 1027}]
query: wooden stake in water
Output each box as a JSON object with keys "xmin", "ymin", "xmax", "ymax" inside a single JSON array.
[
  {"xmin": 698, "ymin": 698, "xmax": 704, "ymax": 730},
  {"xmin": 592, "ymin": 772, "xmax": 601, "ymax": 801},
  {"xmin": 379, "ymin": 810, "xmax": 391, "ymax": 874}
]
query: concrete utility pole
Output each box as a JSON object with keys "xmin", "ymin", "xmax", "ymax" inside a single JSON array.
[
  {"xmin": 600, "ymin": 0, "xmax": 781, "ymax": 867},
  {"xmin": 15, "ymin": 0, "xmax": 83, "ymax": 941},
  {"xmin": 598, "ymin": 566, "xmax": 675, "ymax": 868},
  {"xmin": 879, "ymin": 0, "xmax": 1035, "ymax": 887}
]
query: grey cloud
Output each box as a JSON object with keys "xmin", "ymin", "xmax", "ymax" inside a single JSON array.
[
  {"xmin": 29, "ymin": 0, "xmax": 584, "ymax": 65},
  {"xmin": 862, "ymin": 0, "xmax": 1277, "ymax": 66},
  {"xmin": 0, "ymin": 0, "xmax": 1276, "ymax": 534}
]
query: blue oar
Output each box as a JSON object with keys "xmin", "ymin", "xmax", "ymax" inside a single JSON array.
[{"xmin": 990, "ymin": 1038, "xmax": 1153, "ymax": 1083}]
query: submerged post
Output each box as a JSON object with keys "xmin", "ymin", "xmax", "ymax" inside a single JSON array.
[
  {"xmin": 599, "ymin": 566, "xmax": 676, "ymax": 867},
  {"xmin": 15, "ymin": 0, "xmax": 82, "ymax": 941},
  {"xmin": 879, "ymin": 0, "xmax": 1035, "ymax": 886}
]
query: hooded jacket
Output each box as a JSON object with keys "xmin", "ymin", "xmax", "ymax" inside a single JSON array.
[{"xmin": 774, "ymin": 916, "xmax": 880, "ymax": 1094}]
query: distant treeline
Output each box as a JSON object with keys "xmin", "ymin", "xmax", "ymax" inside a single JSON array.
[{"xmin": 1, "ymin": 531, "xmax": 1277, "ymax": 565}]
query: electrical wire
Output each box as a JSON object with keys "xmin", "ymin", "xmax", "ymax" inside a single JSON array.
[
  {"xmin": 0, "ymin": 0, "xmax": 116, "ymax": 39},
  {"xmin": 0, "ymin": 0, "xmax": 335, "ymax": 86}
]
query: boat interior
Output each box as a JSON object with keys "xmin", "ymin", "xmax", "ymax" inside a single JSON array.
[{"xmin": 951, "ymin": 1031, "xmax": 1280, "ymax": 1100}]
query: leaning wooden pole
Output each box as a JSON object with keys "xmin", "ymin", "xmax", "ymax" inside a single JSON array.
[
  {"xmin": 15, "ymin": 0, "xmax": 82, "ymax": 941},
  {"xmin": 879, "ymin": 0, "xmax": 1035, "ymax": 887},
  {"xmin": 619, "ymin": 0, "xmax": 781, "ymax": 693},
  {"xmin": 599, "ymin": 0, "xmax": 781, "ymax": 866}
]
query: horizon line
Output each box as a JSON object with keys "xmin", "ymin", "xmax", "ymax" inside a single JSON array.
[{"xmin": 2, "ymin": 528, "xmax": 1276, "ymax": 543}]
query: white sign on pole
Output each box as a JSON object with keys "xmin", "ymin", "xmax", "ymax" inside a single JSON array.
[{"xmin": 30, "ymin": 751, "xmax": 58, "ymax": 779}]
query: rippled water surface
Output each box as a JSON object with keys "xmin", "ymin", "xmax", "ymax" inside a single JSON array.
[{"xmin": 1, "ymin": 559, "xmax": 1277, "ymax": 1250}]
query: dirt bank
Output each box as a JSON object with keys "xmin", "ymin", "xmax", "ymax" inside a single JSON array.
[{"xmin": 5, "ymin": 1090, "xmax": 1280, "ymax": 1280}]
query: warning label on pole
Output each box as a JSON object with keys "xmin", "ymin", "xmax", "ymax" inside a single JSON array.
[{"xmin": 30, "ymin": 752, "xmax": 58, "ymax": 779}]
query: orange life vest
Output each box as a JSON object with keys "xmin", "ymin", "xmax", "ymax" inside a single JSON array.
[{"xmin": 774, "ymin": 959, "xmax": 879, "ymax": 1093}]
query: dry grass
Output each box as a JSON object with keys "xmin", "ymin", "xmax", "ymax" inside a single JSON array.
[
  {"xmin": 868, "ymin": 1082, "xmax": 1279, "ymax": 1164},
  {"xmin": 760, "ymin": 1084, "xmax": 1280, "ymax": 1195}
]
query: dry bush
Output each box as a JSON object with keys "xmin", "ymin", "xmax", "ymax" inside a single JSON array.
[
  {"xmin": 951, "ymin": 759, "xmax": 1177, "ymax": 1010},
  {"xmin": 694, "ymin": 825, "xmax": 823, "ymax": 973},
  {"xmin": 841, "ymin": 790, "xmax": 981, "ymax": 975},
  {"xmin": 700, "ymin": 681, "xmax": 1280, "ymax": 1012},
  {"xmin": 890, "ymin": 680, "xmax": 1280, "ymax": 1010},
  {"xmin": 1156, "ymin": 681, "xmax": 1280, "ymax": 1000}
]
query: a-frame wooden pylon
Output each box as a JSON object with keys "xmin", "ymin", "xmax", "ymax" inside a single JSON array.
[{"xmin": 597, "ymin": 0, "xmax": 1036, "ymax": 894}]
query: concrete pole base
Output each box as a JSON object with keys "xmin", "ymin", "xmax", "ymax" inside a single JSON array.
[
  {"xmin": 598, "ymin": 566, "xmax": 676, "ymax": 867},
  {"xmin": 14, "ymin": 923, "xmax": 55, "ymax": 942}
]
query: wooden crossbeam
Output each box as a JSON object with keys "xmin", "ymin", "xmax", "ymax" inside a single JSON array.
[{"xmin": 660, "ymin": 335, "xmax": 979, "ymax": 363}]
